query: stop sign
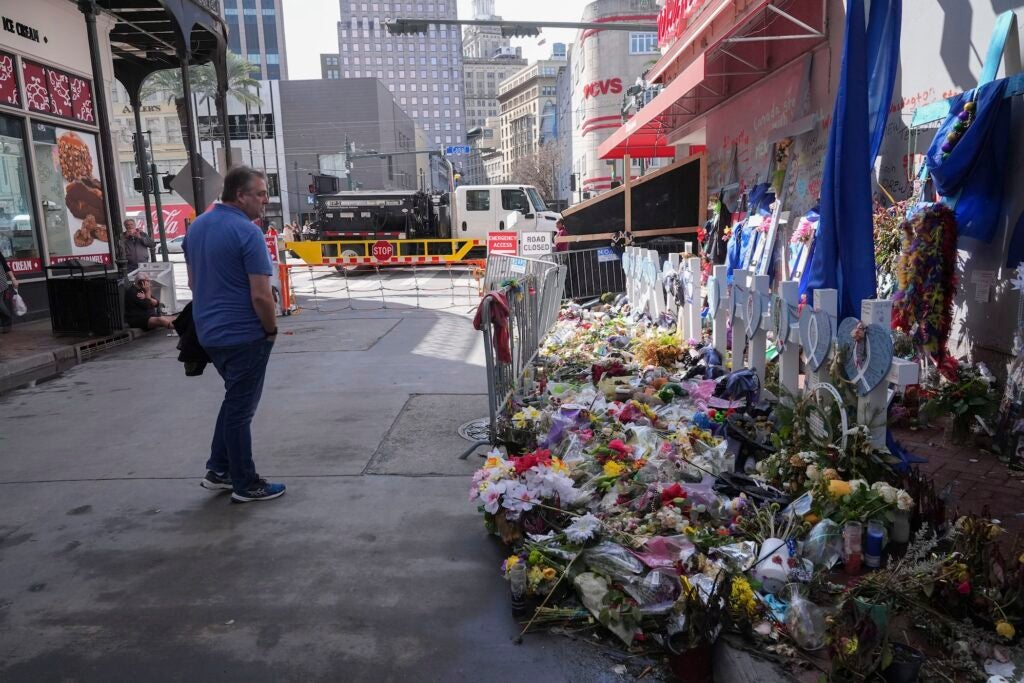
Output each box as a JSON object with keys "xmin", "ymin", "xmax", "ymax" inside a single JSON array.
[{"xmin": 371, "ymin": 240, "xmax": 394, "ymax": 262}]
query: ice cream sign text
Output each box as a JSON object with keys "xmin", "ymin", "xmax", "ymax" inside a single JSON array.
[{"xmin": 2, "ymin": 16, "xmax": 41, "ymax": 43}]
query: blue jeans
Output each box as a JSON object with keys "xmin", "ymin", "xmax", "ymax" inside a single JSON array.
[{"xmin": 204, "ymin": 338, "xmax": 274, "ymax": 493}]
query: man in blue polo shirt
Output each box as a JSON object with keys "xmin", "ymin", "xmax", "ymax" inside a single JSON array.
[{"xmin": 183, "ymin": 166, "xmax": 286, "ymax": 503}]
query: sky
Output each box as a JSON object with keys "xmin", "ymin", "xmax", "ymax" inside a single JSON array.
[{"xmin": 282, "ymin": 0, "xmax": 588, "ymax": 80}]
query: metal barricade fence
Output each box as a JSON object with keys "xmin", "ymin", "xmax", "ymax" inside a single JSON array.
[
  {"xmin": 548, "ymin": 239, "xmax": 693, "ymax": 300},
  {"xmin": 461, "ymin": 257, "xmax": 567, "ymax": 458}
]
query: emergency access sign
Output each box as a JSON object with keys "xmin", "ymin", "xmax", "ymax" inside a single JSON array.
[{"xmin": 487, "ymin": 231, "xmax": 518, "ymax": 256}]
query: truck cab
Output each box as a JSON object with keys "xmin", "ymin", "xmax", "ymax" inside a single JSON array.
[{"xmin": 451, "ymin": 185, "xmax": 560, "ymax": 240}]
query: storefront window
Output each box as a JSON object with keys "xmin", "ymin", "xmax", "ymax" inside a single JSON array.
[
  {"xmin": 0, "ymin": 115, "xmax": 41, "ymax": 275},
  {"xmin": 30, "ymin": 122, "xmax": 111, "ymax": 265}
]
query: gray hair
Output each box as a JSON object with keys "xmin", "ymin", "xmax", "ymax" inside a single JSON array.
[{"xmin": 221, "ymin": 166, "xmax": 267, "ymax": 203}]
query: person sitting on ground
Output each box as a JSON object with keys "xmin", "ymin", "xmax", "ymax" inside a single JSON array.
[{"xmin": 125, "ymin": 274, "xmax": 176, "ymax": 331}]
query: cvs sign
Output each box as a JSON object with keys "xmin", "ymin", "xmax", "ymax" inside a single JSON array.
[{"xmin": 583, "ymin": 78, "xmax": 623, "ymax": 99}]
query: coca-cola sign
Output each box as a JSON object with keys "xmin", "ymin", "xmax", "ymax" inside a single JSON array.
[{"xmin": 658, "ymin": 0, "xmax": 712, "ymax": 47}]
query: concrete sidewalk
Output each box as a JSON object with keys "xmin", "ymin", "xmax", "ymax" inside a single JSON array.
[
  {"xmin": 0, "ymin": 303, "xmax": 632, "ymax": 682},
  {"xmin": 0, "ymin": 289, "xmax": 799, "ymax": 682},
  {"xmin": 0, "ymin": 317, "xmax": 143, "ymax": 396}
]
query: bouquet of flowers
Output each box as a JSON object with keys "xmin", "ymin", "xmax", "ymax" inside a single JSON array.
[{"xmin": 810, "ymin": 478, "xmax": 913, "ymax": 525}]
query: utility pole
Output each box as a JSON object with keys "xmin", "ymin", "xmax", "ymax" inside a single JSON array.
[
  {"xmin": 150, "ymin": 161, "xmax": 169, "ymax": 262},
  {"xmin": 292, "ymin": 160, "xmax": 301, "ymax": 223},
  {"xmin": 144, "ymin": 130, "xmax": 170, "ymax": 261}
]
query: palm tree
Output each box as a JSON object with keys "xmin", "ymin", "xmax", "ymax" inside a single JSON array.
[{"xmin": 140, "ymin": 52, "xmax": 263, "ymax": 145}]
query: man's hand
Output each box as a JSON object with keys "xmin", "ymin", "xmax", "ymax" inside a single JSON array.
[{"xmin": 249, "ymin": 274, "xmax": 277, "ymax": 337}]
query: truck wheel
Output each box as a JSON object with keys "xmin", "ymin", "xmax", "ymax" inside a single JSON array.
[{"xmin": 334, "ymin": 248, "xmax": 369, "ymax": 275}]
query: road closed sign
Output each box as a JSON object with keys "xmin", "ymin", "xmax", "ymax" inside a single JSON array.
[
  {"xmin": 487, "ymin": 231, "xmax": 518, "ymax": 256},
  {"xmin": 520, "ymin": 231, "xmax": 552, "ymax": 256}
]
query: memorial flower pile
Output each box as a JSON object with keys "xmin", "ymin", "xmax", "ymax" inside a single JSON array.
[{"xmin": 467, "ymin": 303, "xmax": 1024, "ymax": 681}]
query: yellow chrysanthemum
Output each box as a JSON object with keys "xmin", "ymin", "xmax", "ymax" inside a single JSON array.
[
  {"xmin": 603, "ymin": 460, "xmax": 625, "ymax": 477},
  {"xmin": 828, "ymin": 480, "xmax": 852, "ymax": 498},
  {"xmin": 505, "ymin": 555, "xmax": 521, "ymax": 569},
  {"xmin": 996, "ymin": 621, "xmax": 1016, "ymax": 640}
]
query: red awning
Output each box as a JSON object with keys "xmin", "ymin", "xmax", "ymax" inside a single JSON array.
[
  {"xmin": 598, "ymin": 0, "xmax": 825, "ymax": 161},
  {"xmin": 597, "ymin": 54, "xmax": 705, "ymax": 160}
]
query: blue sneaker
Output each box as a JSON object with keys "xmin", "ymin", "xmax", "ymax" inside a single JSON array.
[
  {"xmin": 231, "ymin": 479, "xmax": 286, "ymax": 503},
  {"xmin": 200, "ymin": 470, "xmax": 232, "ymax": 491}
]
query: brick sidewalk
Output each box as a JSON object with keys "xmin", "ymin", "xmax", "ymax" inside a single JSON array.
[{"xmin": 893, "ymin": 425, "xmax": 1024, "ymax": 541}]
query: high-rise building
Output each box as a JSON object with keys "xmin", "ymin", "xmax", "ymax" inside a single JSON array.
[
  {"xmin": 461, "ymin": 0, "xmax": 526, "ymax": 134},
  {"xmin": 571, "ymin": 0, "xmax": 665, "ymax": 196},
  {"xmin": 280, "ymin": 79, "xmax": 418, "ymax": 222},
  {"xmin": 555, "ymin": 50, "xmax": 574, "ymax": 208},
  {"xmin": 336, "ymin": 0, "xmax": 466, "ymax": 148},
  {"xmin": 497, "ymin": 54, "xmax": 565, "ymax": 183},
  {"xmin": 321, "ymin": 53, "xmax": 342, "ymax": 79},
  {"xmin": 463, "ymin": 57, "xmax": 526, "ymax": 131},
  {"xmin": 222, "ymin": 0, "xmax": 289, "ymax": 80},
  {"xmin": 462, "ymin": 0, "xmax": 504, "ymax": 60}
]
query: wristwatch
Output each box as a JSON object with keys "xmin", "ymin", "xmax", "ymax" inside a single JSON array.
[{"xmin": 265, "ymin": 327, "xmax": 278, "ymax": 336}]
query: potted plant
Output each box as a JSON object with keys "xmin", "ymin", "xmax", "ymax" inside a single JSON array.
[{"xmin": 918, "ymin": 365, "xmax": 997, "ymax": 444}]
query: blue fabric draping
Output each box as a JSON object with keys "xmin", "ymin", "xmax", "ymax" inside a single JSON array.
[
  {"xmin": 1007, "ymin": 211, "xmax": 1024, "ymax": 268},
  {"xmin": 803, "ymin": 0, "xmax": 902, "ymax": 317},
  {"xmin": 925, "ymin": 79, "xmax": 1010, "ymax": 244},
  {"xmin": 726, "ymin": 183, "xmax": 774, "ymax": 283}
]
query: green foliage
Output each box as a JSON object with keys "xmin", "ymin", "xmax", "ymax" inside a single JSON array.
[
  {"xmin": 140, "ymin": 52, "xmax": 263, "ymax": 108},
  {"xmin": 919, "ymin": 365, "xmax": 997, "ymax": 441}
]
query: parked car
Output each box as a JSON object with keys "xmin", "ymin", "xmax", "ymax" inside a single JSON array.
[{"xmin": 159, "ymin": 236, "xmax": 185, "ymax": 255}]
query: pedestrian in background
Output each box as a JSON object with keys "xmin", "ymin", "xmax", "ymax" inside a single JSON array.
[
  {"xmin": 0, "ymin": 249, "xmax": 18, "ymax": 333},
  {"xmin": 555, "ymin": 219, "xmax": 569, "ymax": 253},
  {"xmin": 122, "ymin": 217, "xmax": 154, "ymax": 272},
  {"xmin": 183, "ymin": 166, "xmax": 285, "ymax": 503}
]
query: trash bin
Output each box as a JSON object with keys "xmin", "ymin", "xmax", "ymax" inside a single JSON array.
[{"xmin": 45, "ymin": 261, "xmax": 125, "ymax": 336}]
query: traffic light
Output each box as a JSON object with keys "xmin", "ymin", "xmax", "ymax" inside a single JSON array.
[
  {"xmin": 132, "ymin": 134, "xmax": 152, "ymax": 174},
  {"xmin": 133, "ymin": 175, "xmax": 154, "ymax": 194},
  {"xmin": 311, "ymin": 174, "xmax": 340, "ymax": 194},
  {"xmin": 385, "ymin": 19, "xmax": 429, "ymax": 35}
]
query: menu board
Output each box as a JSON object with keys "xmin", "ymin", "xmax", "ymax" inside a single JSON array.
[{"xmin": 31, "ymin": 123, "xmax": 111, "ymax": 265}]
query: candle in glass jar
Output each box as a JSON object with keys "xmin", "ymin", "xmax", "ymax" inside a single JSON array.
[
  {"xmin": 864, "ymin": 521, "xmax": 885, "ymax": 568},
  {"xmin": 843, "ymin": 522, "xmax": 863, "ymax": 575}
]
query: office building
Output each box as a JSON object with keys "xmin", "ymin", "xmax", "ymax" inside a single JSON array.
[
  {"xmin": 497, "ymin": 55, "xmax": 564, "ymax": 183},
  {"xmin": 463, "ymin": 55, "xmax": 526, "ymax": 131},
  {"xmin": 336, "ymin": 0, "xmax": 466, "ymax": 148},
  {"xmin": 222, "ymin": 0, "xmax": 289, "ymax": 80},
  {"xmin": 462, "ymin": 0, "xmax": 506, "ymax": 59},
  {"xmin": 555, "ymin": 51, "xmax": 574, "ymax": 208},
  {"xmin": 481, "ymin": 115, "xmax": 503, "ymax": 183},
  {"xmin": 461, "ymin": 0, "xmax": 526, "ymax": 144},
  {"xmin": 570, "ymin": 0, "xmax": 664, "ymax": 196},
  {"xmin": 279, "ymin": 79, "xmax": 418, "ymax": 222},
  {"xmin": 321, "ymin": 53, "xmax": 341, "ymax": 79}
]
